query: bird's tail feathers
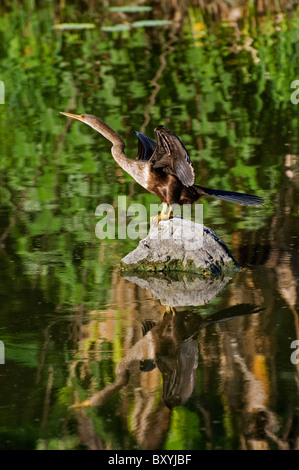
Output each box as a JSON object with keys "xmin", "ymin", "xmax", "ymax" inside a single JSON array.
[{"xmin": 195, "ymin": 185, "xmax": 264, "ymax": 206}]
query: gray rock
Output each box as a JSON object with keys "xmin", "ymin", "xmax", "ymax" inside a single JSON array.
[{"xmin": 121, "ymin": 217, "xmax": 240, "ymax": 277}]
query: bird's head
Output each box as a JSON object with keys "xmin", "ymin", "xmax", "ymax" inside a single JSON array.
[
  {"xmin": 60, "ymin": 112, "xmax": 125, "ymax": 146},
  {"xmin": 60, "ymin": 112, "xmax": 91, "ymax": 123}
]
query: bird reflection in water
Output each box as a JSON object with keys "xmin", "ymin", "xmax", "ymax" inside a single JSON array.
[{"xmin": 73, "ymin": 303, "xmax": 261, "ymax": 410}]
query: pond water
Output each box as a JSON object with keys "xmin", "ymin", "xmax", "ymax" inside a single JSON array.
[{"xmin": 0, "ymin": 3, "xmax": 299, "ymax": 451}]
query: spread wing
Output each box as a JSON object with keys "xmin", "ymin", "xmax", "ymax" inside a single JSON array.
[
  {"xmin": 135, "ymin": 131, "xmax": 156, "ymax": 161},
  {"xmin": 149, "ymin": 126, "xmax": 195, "ymax": 187}
]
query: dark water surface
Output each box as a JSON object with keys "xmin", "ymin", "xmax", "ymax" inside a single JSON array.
[{"xmin": 0, "ymin": 3, "xmax": 299, "ymax": 450}]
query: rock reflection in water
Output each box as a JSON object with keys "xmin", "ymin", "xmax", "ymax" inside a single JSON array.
[{"xmin": 123, "ymin": 271, "xmax": 233, "ymax": 307}]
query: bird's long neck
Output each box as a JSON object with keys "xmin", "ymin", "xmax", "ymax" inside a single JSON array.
[{"xmin": 85, "ymin": 115, "xmax": 141, "ymax": 178}]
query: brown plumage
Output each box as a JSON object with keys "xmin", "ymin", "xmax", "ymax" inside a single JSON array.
[{"xmin": 61, "ymin": 112, "xmax": 264, "ymax": 220}]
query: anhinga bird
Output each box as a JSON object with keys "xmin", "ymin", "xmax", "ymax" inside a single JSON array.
[{"xmin": 60, "ymin": 112, "xmax": 264, "ymax": 220}]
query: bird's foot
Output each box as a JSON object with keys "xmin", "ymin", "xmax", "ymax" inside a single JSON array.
[
  {"xmin": 165, "ymin": 306, "xmax": 175, "ymax": 315},
  {"xmin": 150, "ymin": 214, "xmax": 159, "ymax": 224},
  {"xmin": 150, "ymin": 210, "xmax": 173, "ymax": 224},
  {"xmin": 159, "ymin": 212, "xmax": 173, "ymax": 222}
]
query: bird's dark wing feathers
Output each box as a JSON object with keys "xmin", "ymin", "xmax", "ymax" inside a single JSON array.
[
  {"xmin": 135, "ymin": 131, "xmax": 157, "ymax": 161},
  {"xmin": 196, "ymin": 185, "xmax": 264, "ymax": 206},
  {"xmin": 134, "ymin": 127, "xmax": 264, "ymax": 206},
  {"xmin": 149, "ymin": 126, "xmax": 195, "ymax": 187}
]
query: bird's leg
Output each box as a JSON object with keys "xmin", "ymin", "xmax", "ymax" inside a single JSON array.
[
  {"xmin": 166, "ymin": 205, "xmax": 173, "ymax": 220},
  {"xmin": 150, "ymin": 202, "xmax": 167, "ymax": 224},
  {"xmin": 157, "ymin": 204, "xmax": 173, "ymax": 222},
  {"xmin": 157, "ymin": 203, "xmax": 169, "ymax": 222},
  {"xmin": 165, "ymin": 306, "xmax": 176, "ymax": 315},
  {"xmin": 150, "ymin": 204, "xmax": 174, "ymax": 224}
]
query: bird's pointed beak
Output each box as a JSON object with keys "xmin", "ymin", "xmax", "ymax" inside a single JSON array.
[{"xmin": 60, "ymin": 112, "xmax": 85, "ymax": 121}]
